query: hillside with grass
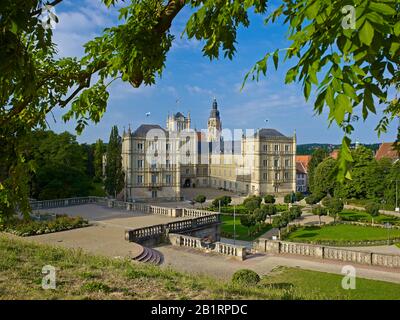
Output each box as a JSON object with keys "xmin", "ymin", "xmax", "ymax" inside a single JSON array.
[{"xmin": 1, "ymin": 235, "xmax": 400, "ymax": 300}]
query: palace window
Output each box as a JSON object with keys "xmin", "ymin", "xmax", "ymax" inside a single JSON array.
[
  {"xmin": 284, "ymin": 172, "xmax": 289, "ymax": 180},
  {"xmin": 285, "ymin": 159, "xmax": 290, "ymax": 167},
  {"xmin": 263, "ymin": 172, "xmax": 267, "ymax": 181},
  {"xmin": 137, "ymin": 175, "xmax": 143, "ymax": 184},
  {"xmin": 263, "ymin": 144, "xmax": 267, "ymax": 152},
  {"xmin": 263, "ymin": 159, "xmax": 267, "ymax": 167},
  {"xmin": 274, "ymin": 159, "xmax": 279, "ymax": 168},
  {"xmin": 137, "ymin": 160, "xmax": 143, "ymax": 168},
  {"xmin": 166, "ymin": 175, "xmax": 172, "ymax": 184}
]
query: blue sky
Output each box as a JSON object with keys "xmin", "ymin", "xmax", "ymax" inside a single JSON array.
[{"xmin": 48, "ymin": 0, "xmax": 398, "ymax": 145}]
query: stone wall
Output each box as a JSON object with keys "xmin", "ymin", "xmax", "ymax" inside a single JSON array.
[
  {"xmin": 126, "ymin": 214, "xmax": 222, "ymax": 245},
  {"xmin": 255, "ymin": 238, "xmax": 400, "ymax": 269}
]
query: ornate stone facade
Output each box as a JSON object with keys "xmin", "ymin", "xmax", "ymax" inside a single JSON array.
[{"xmin": 121, "ymin": 99, "xmax": 296, "ymax": 201}]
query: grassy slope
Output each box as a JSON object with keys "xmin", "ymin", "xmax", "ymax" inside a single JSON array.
[
  {"xmin": 2, "ymin": 235, "xmax": 400, "ymax": 300},
  {"xmin": 221, "ymin": 215, "xmax": 272, "ymax": 241},
  {"xmin": 286, "ymin": 224, "xmax": 400, "ymax": 242}
]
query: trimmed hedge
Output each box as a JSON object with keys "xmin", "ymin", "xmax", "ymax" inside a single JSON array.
[{"xmin": 232, "ymin": 269, "xmax": 260, "ymax": 286}]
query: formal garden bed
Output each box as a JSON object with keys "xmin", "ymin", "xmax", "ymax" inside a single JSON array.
[
  {"xmin": 2, "ymin": 235, "xmax": 400, "ymax": 299},
  {"xmin": 220, "ymin": 215, "xmax": 272, "ymax": 241},
  {"xmin": 0, "ymin": 214, "xmax": 89, "ymax": 237},
  {"xmin": 283, "ymin": 223, "xmax": 400, "ymax": 247},
  {"xmin": 208, "ymin": 203, "xmax": 288, "ymax": 215},
  {"xmin": 339, "ymin": 210, "xmax": 400, "ymax": 226},
  {"xmin": 346, "ymin": 199, "xmax": 396, "ymax": 211}
]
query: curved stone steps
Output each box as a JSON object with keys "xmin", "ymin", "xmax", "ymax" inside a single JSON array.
[{"xmin": 133, "ymin": 245, "xmax": 163, "ymax": 265}]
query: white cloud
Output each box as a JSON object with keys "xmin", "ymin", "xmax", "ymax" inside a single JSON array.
[{"xmin": 185, "ymin": 85, "xmax": 215, "ymax": 97}]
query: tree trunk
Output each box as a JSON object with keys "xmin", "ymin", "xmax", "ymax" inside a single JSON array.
[
  {"xmin": 278, "ymin": 228, "xmax": 281, "ymax": 240},
  {"xmin": 319, "ymin": 216, "xmax": 321, "ymax": 226}
]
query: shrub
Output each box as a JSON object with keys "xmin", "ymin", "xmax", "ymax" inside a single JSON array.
[
  {"xmin": 193, "ymin": 194, "xmax": 206, "ymax": 208},
  {"xmin": 1, "ymin": 215, "xmax": 89, "ymax": 237},
  {"xmin": 253, "ymin": 208, "xmax": 267, "ymax": 223},
  {"xmin": 312, "ymin": 205, "xmax": 327, "ymax": 225},
  {"xmin": 325, "ymin": 198, "xmax": 344, "ymax": 221},
  {"xmin": 244, "ymin": 199, "xmax": 260, "ymax": 213},
  {"xmin": 232, "ymin": 269, "xmax": 260, "ymax": 286},
  {"xmin": 243, "ymin": 195, "xmax": 263, "ymax": 207},
  {"xmin": 305, "ymin": 193, "xmax": 324, "ymax": 205},
  {"xmin": 295, "ymin": 192, "xmax": 304, "ymax": 201},
  {"xmin": 212, "ymin": 196, "xmax": 232, "ymax": 208},
  {"xmin": 264, "ymin": 195, "xmax": 276, "ymax": 204},
  {"xmin": 284, "ymin": 194, "xmax": 292, "ymax": 204},
  {"xmin": 289, "ymin": 205, "xmax": 302, "ymax": 219},
  {"xmin": 261, "ymin": 204, "xmax": 277, "ymax": 223},
  {"xmin": 366, "ymin": 202, "xmax": 380, "ymax": 217}
]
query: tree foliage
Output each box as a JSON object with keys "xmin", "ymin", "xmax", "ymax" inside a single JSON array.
[
  {"xmin": 104, "ymin": 126, "xmax": 124, "ymax": 198},
  {"xmin": 1, "ymin": 0, "xmax": 399, "ymax": 216},
  {"xmin": 308, "ymin": 148, "xmax": 329, "ymax": 192},
  {"xmin": 94, "ymin": 139, "xmax": 106, "ymax": 181}
]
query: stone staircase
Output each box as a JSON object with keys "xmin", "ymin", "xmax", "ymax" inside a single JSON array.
[{"xmin": 133, "ymin": 246, "xmax": 163, "ymax": 265}]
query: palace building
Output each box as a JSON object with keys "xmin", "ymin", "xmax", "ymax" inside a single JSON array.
[{"xmin": 121, "ymin": 99, "xmax": 296, "ymax": 201}]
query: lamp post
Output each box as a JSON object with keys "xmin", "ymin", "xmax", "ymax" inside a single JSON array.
[
  {"xmin": 396, "ymin": 179, "xmax": 399, "ymax": 212},
  {"xmin": 385, "ymin": 223, "xmax": 392, "ymax": 245},
  {"xmin": 392, "ymin": 179, "xmax": 399, "ymax": 212},
  {"xmin": 233, "ymin": 205, "xmax": 236, "ymax": 246}
]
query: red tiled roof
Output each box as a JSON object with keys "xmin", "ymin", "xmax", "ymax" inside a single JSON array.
[
  {"xmin": 375, "ymin": 142, "xmax": 399, "ymax": 161},
  {"xmin": 330, "ymin": 149, "xmax": 340, "ymax": 159},
  {"xmin": 295, "ymin": 155, "xmax": 311, "ymax": 171},
  {"xmin": 296, "ymin": 162, "xmax": 307, "ymax": 174}
]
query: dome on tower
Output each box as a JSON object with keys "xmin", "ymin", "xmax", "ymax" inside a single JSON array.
[{"xmin": 209, "ymin": 98, "xmax": 220, "ymax": 118}]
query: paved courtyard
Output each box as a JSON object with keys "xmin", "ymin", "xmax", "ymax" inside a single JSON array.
[
  {"xmin": 156, "ymin": 244, "xmax": 400, "ymax": 284},
  {"xmin": 29, "ymin": 204, "xmax": 190, "ymax": 258},
  {"xmin": 22, "ymin": 203, "xmax": 400, "ymax": 285}
]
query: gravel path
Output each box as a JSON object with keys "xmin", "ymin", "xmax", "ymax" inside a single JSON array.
[{"xmin": 156, "ymin": 244, "xmax": 400, "ymax": 284}]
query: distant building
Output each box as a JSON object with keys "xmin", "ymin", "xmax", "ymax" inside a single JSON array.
[
  {"xmin": 330, "ymin": 149, "xmax": 339, "ymax": 159},
  {"xmin": 296, "ymin": 162, "xmax": 308, "ymax": 193},
  {"xmin": 375, "ymin": 142, "xmax": 399, "ymax": 163},
  {"xmin": 295, "ymin": 155, "xmax": 311, "ymax": 171}
]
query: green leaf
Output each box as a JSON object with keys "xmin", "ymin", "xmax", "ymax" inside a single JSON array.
[
  {"xmin": 359, "ymin": 21, "xmax": 374, "ymax": 46},
  {"xmin": 304, "ymin": 79, "xmax": 311, "ymax": 101},
  {"xmin": 369, "ymin": 2, "xmax": 396, "ymax": 16},
  {"xmin": 394, "ymin": 21, "xmax": 400, "ymax": 37},
  {"xmin": 273, "ymin": 51, "xmax": 279, "ymax": 70}
]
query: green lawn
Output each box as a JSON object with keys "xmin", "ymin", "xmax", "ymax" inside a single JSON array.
[
  {"xmin": 1, "ymin": 235, "xmax": 400, "ymax": 300},
  {"xmin": 221, "ymin": 215, "xmax": 272, "ymax": 241},
  {"xmin": 286, "ymin": 224, "xmax": 400, "ymax": 244},
  {"xmin": 339, "ymin": 210, "xmax": 400, "ymax": 225},
  {"xmin": 261, "ymin": 266, "xmax": 400, "ymax": 300}
]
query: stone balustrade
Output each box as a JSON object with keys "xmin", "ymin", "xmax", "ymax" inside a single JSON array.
[
  {"xmin": 255, "ymin": 238, "xmax": 400, "ymax": 269},
  {"xmin": 126, "ymin": 213, "xmax": 221, "ymax": 245},
  {"xmin": 29, "ymin": 197, "xmax": 218, "ymax": 220},
  {"xmin": 168, "ymin": 233, "xmax": 246, "ymax": 260},
  {"xmin": 30, "ymin": 196, "xmax": 102, "ymax": 210},
  {"xmin": 182, "ymin": 208, "xmax": 216, "ymax": 218},
  {"xmin": 214, "ymin": 242, "xmax": 247, "ymax": 260}
]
